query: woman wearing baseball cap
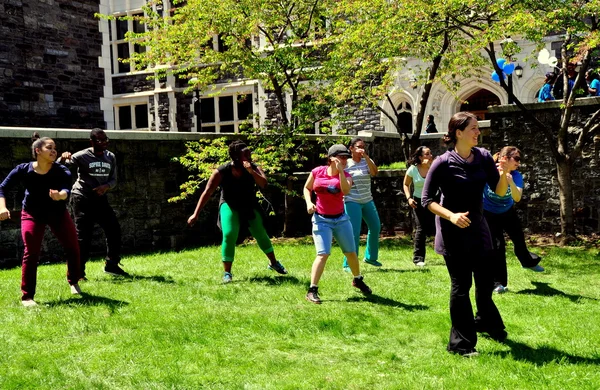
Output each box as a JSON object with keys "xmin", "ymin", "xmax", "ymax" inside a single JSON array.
[{"xmin": 303, "ymin": 144, "xmax": 373, "ymax": 304}]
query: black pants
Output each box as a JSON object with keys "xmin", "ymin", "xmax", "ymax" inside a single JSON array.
[
  {"xmin": 484, "ymin": 208, "xmax": 540, "ymax": 287},
  {"xmin": 71, "ymin": 194, "xmax": 122, "ymax": 276},
  {"xmin": 444, "ymin": 252, "xmax": 505, "ymax": 353},
  {"xmin": 411, "ymin": 197, "xmax": 435, "ymax": 264}
]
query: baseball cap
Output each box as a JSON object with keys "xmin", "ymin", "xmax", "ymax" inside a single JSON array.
[{"xmin": 328, "ymin": 144, "xmax": 351, "ymax": 157}]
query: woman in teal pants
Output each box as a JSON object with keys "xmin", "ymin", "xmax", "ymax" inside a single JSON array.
[
  {"xmin": 342, "ymin": 137, "xmax": 381, "ymax": 271},
  {"xmin": 187, "ymin": 140, "xmax": 287, "ymax": 283}
]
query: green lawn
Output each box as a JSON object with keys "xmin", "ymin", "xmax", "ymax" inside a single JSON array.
[{"xmin": 1, "ymin": 237, "xmax": 599, "ymax": 389}]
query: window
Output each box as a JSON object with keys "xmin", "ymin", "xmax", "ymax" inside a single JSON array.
[
  {"xmin": 110, "ymin": 11, "xmax": 146, "ymax": 74},
  {"xmin": 114, "ymin": 103, "xmax": 149, "ymax": 130},
  {"xmin": 195, "ymin": 93, "xmax": 254, "ymax": 133}
]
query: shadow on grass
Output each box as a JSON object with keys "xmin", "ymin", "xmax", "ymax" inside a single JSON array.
[
  {"xmin": 346, "ymin": 294, "xmax": 429, "ymax": 311},
  {"xmin": 516, "ymin": 281, "xmax": 597, "ymax": 303},
  {"xmin": 248, "ymin": 275, "xmax": 306, "ymax": 286},
  {"xmin": 492, "ymin": 339, "xmax": 600, "ymax": 366},
  {"xmin": 100, "ymin": 274, "xmax": 176, "ymax": 284},
  {"xmin": 373, "ymin": 267, "xmax": 431, "ymax": 274},
  {"xmin": 44, "ymin": 292, "xmax": 129, "ymax": 312}
]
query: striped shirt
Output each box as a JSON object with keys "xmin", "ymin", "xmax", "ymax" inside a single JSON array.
[{"xmin": 344, "ymin": 158, "xmax": 373, "ymax": 204}]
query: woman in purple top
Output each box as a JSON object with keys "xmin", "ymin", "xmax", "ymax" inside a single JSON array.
[
  {"xmin": 421, "ymin": 112, "xmax": 509, "ymax": 356},
  {"xmin": 0, "ymin": 133, "xmax": 82, "ymax": 307}
]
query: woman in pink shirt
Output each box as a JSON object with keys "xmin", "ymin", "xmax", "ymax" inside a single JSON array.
[{"xmin": 303, "ymin": 144, "xmax": 373, "ymax": 304}]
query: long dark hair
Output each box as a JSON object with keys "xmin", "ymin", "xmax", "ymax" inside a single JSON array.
[
  {"xmin": 31, "ymin": 132, "xmax": 52, "ymax": 159},
  {"xmin": 409, "ymin": 146, "xmax": 428, "ymax": 166},
  {"xmin": 444, "ymin": 112, "xmax": 477, "ymax": 145}
]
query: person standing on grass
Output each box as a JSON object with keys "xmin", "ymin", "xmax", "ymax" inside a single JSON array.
[
  {"xmin": 58, "ymin": 129, "xmax": 127, "ymax": 278},
  {"xmin": 0, "ymin": 133, "xmax": 82, "ymax": 307},
  {"xmin": 403, "ymin": 146, "xmax": 435, "ymax": 267},
  {"xmin": 304, "ymin": 144, "xmax": 373, "ymax": 304},
  {"xmin": 483, "ymin": 146, "xmax": 544, "ymax": 294},
  {"xmin": 187, "ymin": 140, "xmax": 287, "ymax": 283},
  {"xmin": 342, "ymin": 137, "xmax": 382, "ymax": 272},
  {"xmin": 421, "ymin": 112, "xmax": 510, "ymax": 357}
]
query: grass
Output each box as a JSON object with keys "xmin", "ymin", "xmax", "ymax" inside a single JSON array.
[
  {"xmin": 378, "ymin": 161, "xmax": 407, "ymax": 170},
  {"xmin": 1, "ymin": 237, "xmax": 599, "ymax": 389}
]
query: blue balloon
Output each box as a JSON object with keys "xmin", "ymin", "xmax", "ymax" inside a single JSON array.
[
  {"xmin": 497, "ymin": 58, "xmax": 506, "ymax": 68},
  {"xmin": 491, "ymin": 71, "xmax": 501, "ymax": 82},
  {"xmin": 503, "ymin": 62, "xmax": 515, "ymax": 75}
]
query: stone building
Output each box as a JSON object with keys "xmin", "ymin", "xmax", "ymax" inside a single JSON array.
[{"xmin": 0, "ymin": 0, "xmax": 105, "ymax": 128}]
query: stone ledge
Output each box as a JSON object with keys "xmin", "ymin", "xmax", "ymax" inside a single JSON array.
[{"xmin": 488, "ymin": 97, "xmax": 600, "ymax": 114}]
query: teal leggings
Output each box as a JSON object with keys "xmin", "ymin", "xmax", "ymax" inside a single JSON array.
[{"xmin": 220, "ymin": 203, "xmax": 274, "ymax": 262}]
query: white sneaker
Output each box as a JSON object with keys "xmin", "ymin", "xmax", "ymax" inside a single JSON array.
[
  {"xmin": 494, "ymin": 285, "xmax": 508, "ymax": 294},
  {"xmin": 70, "ymin": 284, "xmax": 82, "ymax": 295},
  {"xmin": 416, "ymin": 261, "xmax": 425, "ymax": 267},
  {"xmin": 22, "ymin": 299, "xmax": 37, "ymax": 307}
]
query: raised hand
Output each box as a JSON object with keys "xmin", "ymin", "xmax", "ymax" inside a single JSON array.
[{"xmin": 242, "ymin": 160, "xmax": 253, "ymax": 173}]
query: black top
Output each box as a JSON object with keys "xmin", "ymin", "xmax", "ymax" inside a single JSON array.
[
  {"xmin": 217, "ymin": 161, "xmax": 260, "ymax": 221},
  {"xmin": 421, "ymin": 147, "xmax": 499, "ymax": 256},
  {"xmin": 0, "ymin": 162, "xmax": 71, "ymax": 222}
]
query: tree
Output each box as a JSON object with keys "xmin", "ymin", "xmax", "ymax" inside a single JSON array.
[
  {"xmin": 111, "ymin": 0, "xmax": 344, "ymax": 230},
  {"xmin": 324, "ymin": 0, "xmax": 491, "ymax": 157},
  {"xmin": 446, "ymin": 0, "xmax": 600, "ymax": 242}
]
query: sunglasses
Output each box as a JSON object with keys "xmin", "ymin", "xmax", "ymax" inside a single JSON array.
[{"xmin": 511, "ymin": 156, "xmax": 521, "ymax": 162}]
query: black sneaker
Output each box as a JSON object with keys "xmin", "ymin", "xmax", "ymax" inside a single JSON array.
[
  {"xmin": 352, "ymin": 276, "xmax": 372, "ymax": 295},
  {"xmin": 306, "ymin": 286, "xmax": 321, "ymax": 304},
  {"xmin": 104, "ymin": 262, "xmax": 130, "ymax": 277},
  {"xmin": 268, "ymin": 261, "xmax": 288, "ymax": 275}
]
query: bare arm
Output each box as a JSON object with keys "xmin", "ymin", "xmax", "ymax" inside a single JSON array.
[
  {"xmin": 244, "ymin": 161, "xmax": 268, "ymax": 188},
  {"xmin": 187, "ymin": 169, "xmax": 222, "ymax": 226},
  {"xmin": 403, "ymin": 174, "xmax": 417, "ymax": 209},
  {"xmin": 303, "ymin": 173, "xmax": 316, "ymax": 214},
  {"xmin": 363, "ymin": 152, "xmax": 378, "ymax": 176},
  {"xmin": 507, "ymin": 173, "xmax": 522, "ymax": 202}
]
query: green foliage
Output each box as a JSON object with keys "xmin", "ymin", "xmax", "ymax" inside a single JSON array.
[{"xmin": 378, "ymin": 161, "xmax": 407, "ymax": 170}]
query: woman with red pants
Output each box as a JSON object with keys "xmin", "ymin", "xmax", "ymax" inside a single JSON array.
[{"xmin": 0, "ymin": 133, "xmax": 82, "ymax": 307}]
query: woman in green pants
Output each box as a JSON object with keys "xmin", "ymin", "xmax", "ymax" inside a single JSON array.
[{"xmin": 187, "ymin": 140, "xmax": 287, "ymax": 283}]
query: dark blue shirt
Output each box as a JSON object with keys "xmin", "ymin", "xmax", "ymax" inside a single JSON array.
[
  {"xmin": 421, "ymin": 147, "xmax": 500, "ymax": 256},
  {"xmin": 0, "ymin": 162, "xmax": 72, "ymax": 222}
]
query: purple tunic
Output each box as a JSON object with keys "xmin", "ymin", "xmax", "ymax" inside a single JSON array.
[{"xmin": 421, "ymin": 147, "xmax": 500, "ymax": 256}]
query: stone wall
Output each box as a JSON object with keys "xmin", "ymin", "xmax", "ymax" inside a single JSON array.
[{"xmin": 0, "ymin": 0, "xmax": 105, "ymax": 129}]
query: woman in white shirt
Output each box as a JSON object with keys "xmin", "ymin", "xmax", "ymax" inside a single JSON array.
[
  {"xmin": 342, "ymin": 138, "xmax": 382, "ymax": 271},
  {"xmin": 403, "ymin": 146, "xmax": 435, "ymax": 266}
]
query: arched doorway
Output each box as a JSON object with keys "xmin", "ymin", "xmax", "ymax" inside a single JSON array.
[
  {"xmin": 460, "ymin": 89, "xmax": 501, "ymax": 120},
  {"xmin": 396, "ymin": 101, "xmax": 413, "ymax": 133}
]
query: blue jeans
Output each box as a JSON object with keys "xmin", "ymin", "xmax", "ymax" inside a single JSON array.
[
  {"xmin": 343, "ymin": 200, "xmax": 381, "ymax": 266},
  {"xmin": 311, "ymin": 213, "xmax": 356, "ymax": 255}
]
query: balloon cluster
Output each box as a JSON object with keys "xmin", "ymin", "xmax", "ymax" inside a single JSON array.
[
  {"xmin": 537, "ymin": 48, "xmax": 558, "ymax": 67},
  {"xmin": 491, "ymin": 58, "xmax": 516, "ymax": 83}
]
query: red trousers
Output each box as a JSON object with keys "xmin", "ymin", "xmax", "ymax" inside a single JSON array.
[{"xmin": 20, "ymin": 209, "xmax": 81, "ymax": 300}]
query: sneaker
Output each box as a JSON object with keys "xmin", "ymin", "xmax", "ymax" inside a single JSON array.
[
  {"xmin": 104, "ymin": 262, "xmax": 130, "ymax": 277},
  {"xmin": 70, "ymin": 284, "xmax": 82, "ymax": 295},
  {"xmin": 415, "ymin": 261, "xmax": 425, "ymax": 267},
  {"xmin": 352, "ymin": 275, "xmax": 372, "ymax": 295},
  {"xmin": 78, "ymin": 276, "xmax": 89, "ymax": 282},
  {"xmin": 306, "ymin": 286, "xmax": 321, "ymax": 304},
  {"xmin": 449, "ymin": 348, "xmax": 479, "ymax": 357},
  {"xmin": 363, "ymin": 258, "xmax": 382, "ymax": 267},
  {"xmin": 524, "ymin": 264, "xmax": 545, "ymax": 272},
  {"xmin": 487, "ymin": 329, "xmax": 508, "ymax": 343},
  {"xmin": 21, "ymin": 299, "xmax": 37, "ymax": 307},
  {"xmin": 342, "ymin": 266, "xmax": 351, "ymax": 273},
  {"xmin": 267, "ymin": 261, "xmax": 288, "ymax": 275},
  {"xmin": 223, "ymin": 272, "xmax": 233, "ymax": 284},
  {"xmin": 493, "ymin": 284, "xmax": 508, "ymax": 294}
]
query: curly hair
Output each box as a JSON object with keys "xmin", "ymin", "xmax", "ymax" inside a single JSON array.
[{"xmin": 228, "ymin": 140, "xmax": 248, "ymax": 161}]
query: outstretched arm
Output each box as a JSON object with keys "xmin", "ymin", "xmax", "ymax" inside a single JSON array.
[{"xmin": 187, "ymin": 169, "xmax": 222, "ymax": 226}]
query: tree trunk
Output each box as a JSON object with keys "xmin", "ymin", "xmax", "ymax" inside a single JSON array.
[{"xmin": 556, "ymin": 159, "xmax": 576, "ymax": 244}]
